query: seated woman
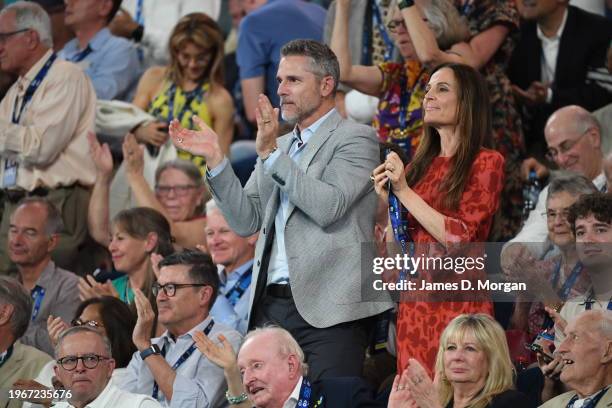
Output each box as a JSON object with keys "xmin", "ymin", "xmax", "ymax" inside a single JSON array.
[
  {"xmin": 373, "ymin": 63, "xmax": 504, "ymax": 375},
  {"xmin": 388, "ymin": 314, "xmax": 534, "ymax": 408},
  {"xmin": 80, "ymin": 206, "xmax": 175, "ymax": 309},
  {"xmin": 508, "ymin": 172, "xmax": 596, "ymax": 341},
  {"xmin": 89, "ymin": 133, "xmax": 208, "ymax": 249},
  {"xmin": 131, "ymin": 12, "xmax": 234, "ymax": 171},
  {"xmin": 330, "ymin": 0, "xmax": 468, "ymax": 159}
]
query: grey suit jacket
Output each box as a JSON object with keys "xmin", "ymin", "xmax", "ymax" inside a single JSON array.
[
  {"xmin": 539, "ymin": 387, "xmax": 612, "ymax": 408},
  {"xmin": 207, "ymin": 110, "xmax": 392, "ymax": 328}
]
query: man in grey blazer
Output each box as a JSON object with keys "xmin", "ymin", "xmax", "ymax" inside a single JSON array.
[{"xmin": 169, "ymin": 39, "xmax": 392, "ymax": 380}]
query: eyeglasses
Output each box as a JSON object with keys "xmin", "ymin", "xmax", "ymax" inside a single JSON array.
[
  {"xmin": 57, "ymin": 354, "xmax": 111, "ymax": 371},
  {"xmin": 545, "ymin": 129, "xmax": 591, "ymax": 162},
  {"xmin": 542, "ymin": 209, "xmax": 571, "ymax": 221},
  {"xmin": 71, "ymin": 318, "xmax": 104, "ymax": 328},
  {"xmin": 152, "ymin": 282, "xmax": 208, "ymax": 297},
  {"xmin": 0, "ymin": 28, "xmax": 29, "ymax": 44},
  {"xmin": 386, "ymin": 19, "xmax": 406, "ymax": 33},
  {"xmin": 155, "ymin": 184, "xmax": 198, "ymax": 197}
]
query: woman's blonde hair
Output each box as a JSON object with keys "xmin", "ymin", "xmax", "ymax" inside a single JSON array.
[
  {"xmin": 435, "ymin": 314, "xmax": 515, "ymax": 408},
  {"xmin": 387, "ymin": 0, "xmax": 469, "ymax": 50},
  {"xmin": 167, "ymin": 12, "xmax": 225, "ymax": 87}
]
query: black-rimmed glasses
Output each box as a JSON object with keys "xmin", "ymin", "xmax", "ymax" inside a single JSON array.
[
  {"xmin": 71, "ymin": 318, "xmax": 104, "ymax": 328},
  {"xmin": 57, "ymin": 354, "xmax": 111, "ymax": 371},
  {"xmin": 0, "ymin": 28, "xmax": 29, "ymax": 44},
  {"xmin": 152, "ymin": 282, "xmax": 208, "ymax": 297}
]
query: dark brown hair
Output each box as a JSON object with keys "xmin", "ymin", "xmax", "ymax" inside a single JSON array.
[
  {"xmin": 167, "ymin": 13, "xmax": 224, "ymax": 88},
  {"xmin": 406, "ymin": 63, "xmax": 491, "ymax": 210},
  {"xmin": 568, "ymin": 193, "xmax": 612, "ymax": 235}
]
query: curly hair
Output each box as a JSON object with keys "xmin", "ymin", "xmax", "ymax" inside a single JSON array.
[{"xmin": 568, "ymin": 193, "xmax": 612, "ymax": 235}]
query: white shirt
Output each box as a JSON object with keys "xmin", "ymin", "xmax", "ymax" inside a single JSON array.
[
  {"xmin": 283, "ymin": 377, "xmax": 304, "ymax": 408},
  {"xmin": 53, "ymin": 382, "xmax": 161, "ymax": 408},
  {"xmin": 536, "ymin": 8, "xmax": 568, "ymax": 102},
  {"xmin": 120, "ymin": 0, "xmax": 221, "ymax": 67}
]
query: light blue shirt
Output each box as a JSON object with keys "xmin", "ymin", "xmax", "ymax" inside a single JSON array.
[
  {"xmin": 207, "ymin": 109, "xmax": 336, "ymax": 286},
  {"xmin": 218, "ymin": 259, "xmax": 253, "ymax": 334},
  {"xmin": 59, "ymin": 28, "xmax": 142, "ymax": 101},
  {"xmin": 209, "ymin": 294, "xmax": 239, "ymax": 332},
  {"xmin": 119, "ymin": 316, "xmax": 242, "ymax": 408}
]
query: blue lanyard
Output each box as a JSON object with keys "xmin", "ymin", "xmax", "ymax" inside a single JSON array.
[
  {"xmin": 458, "ymin": 0, "xmax": 474, "ymax": 17},
  {"xmin": 30, "ymin": 286, "xmax": 46, "ymax": 321},
  {"xmin": 371, "ymin": 0, "xmax": 395, "ymax": 62},
  {"xmin": 566, "ymin": 387, "xmax": 609, "ymax": 408},
  {"xmin": 135, "ymin": 0, "xmax": 144, "ymax": 24},
  {"xmin": 224, "ymin": 268, "xmax": 252, "ymax": 306},
  {"xmin": 12, "ymin": 53, "xmax": 57, "ymax": 124},
  {"xmin": 389, "ymin": 192, "xmax": 415, "ymax": 280},
  {"xmin": 69, "ymin": 45, "xmax": 92, "ymax": 63},
  {"xmin": 0, "ymin": 344, "xmax": 14, "ymax": 369},
  {"xmin": 583, "ymin": 290, "xmax": 612, "ymax": 311},
  {"xmin": 550, "ymin": 261, "xmax": 583, "ymax": 301},
  {"xmin": 152, "ymin": 319, "xmax": 215, "ymax": 400}
]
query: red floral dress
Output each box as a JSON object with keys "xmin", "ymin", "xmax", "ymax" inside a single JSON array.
[{"xmin": 396, "ymin": 148, "xmax": 505, "ymax": 375}]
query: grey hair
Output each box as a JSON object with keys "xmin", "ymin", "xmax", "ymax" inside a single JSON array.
[
  {"xmin": 579, "ymin": 310, "xmax": 612, "ymax": 340},
  {"xmin": 155, "ymin": 159, "xmax": 205, "ymax": 187},
  {"xmin": 241, "ymin": 325, "xmax": 309, "ymax": 376},
  {"xmin": 388, "ymin": 0, "xmax": 470, "ymax": 50},
  {"xmin": 0, "ymin": 276, "xmax": 32, "ymax": 340},
  {"xmin": 281, "ymin": 39, "xmax": 340, "ymax": 95},
  {"xmin": 205, "ymin": 199, "xmax": 218, "ymax": 215},
  {"xmin": 1, "ymin": 1, "xmax": 53, "ymax": 48},
  {"xmin": 16, "ymin": 197, "xmax": 64, "ymax": 235},
  {"xmin": 55, "ymin": 326, "xmax": 113, "ymax": 359},
  {"xmin": 546, "ymin": 171, "xmax": 598, "ymax": 205}
]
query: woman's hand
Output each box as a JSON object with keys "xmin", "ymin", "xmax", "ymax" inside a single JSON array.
[
  {"xmin": 193, "ymin": 332, "xmax": 238, "ymax": 370},
  {"xmin": 405, "ymin": 359, "xmax": 443, "ymax": 408},
  {"xmin": 373, "ymin": 152, "xmax": 409, "ymax": 201},
  {"xmin": 47, "ymin": 315, "xmax": 70, "ymax": 347},
  {"xmin": 388, "ymin": 369, "xmax": 418, "ymax": 408},
  {"xmin": 134, "ymin": 121, "xmax": 169, "ymax": 147},
  {"xmin": 122, "ymin": 133, "xmax": 145, "ymax": 177},
  {"xmin": 78, "ymin": 275, "xmax": 119, "ymax": 301},
  {"xmin": 88, "ymin": 132, "xmax": 113, "ymax": 180}
]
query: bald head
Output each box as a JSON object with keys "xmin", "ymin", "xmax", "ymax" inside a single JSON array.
[{"xmin": 545, "ymin": 106, "xmax": 602, "ymax": 180}]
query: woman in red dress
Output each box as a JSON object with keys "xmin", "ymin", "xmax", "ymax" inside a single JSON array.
[{"xmin": 373, "ymin": 63, "xmax": 505, "ymax": 375}]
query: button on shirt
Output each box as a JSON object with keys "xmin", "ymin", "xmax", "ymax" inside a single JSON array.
[
  {"xmin": 536, "ymin": 9, "xmax": 568, "ymax": 102},
  {"xmin": 264, "ymin": 108, "xmax": 336, "ymax": 285},
  {"xmin": 218, "ymin": 260, "xmax": 253, "ymax": 334},
  {"xmin": 59, "ymin": 28, "xmax": 142, "ymax": 101},
  {"xmin": 119, "ymin": 316, "xmax": 242, "ymax": 408},
  {"xmin": 53, "ymin": 382, "xmax": 162, "ymax": 408},
  {"xmin": 0, "ymin": 50, "xmax": 97, "ymax": 191}
]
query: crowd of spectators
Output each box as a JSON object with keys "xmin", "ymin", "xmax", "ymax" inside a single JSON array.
[{"xmin": 0, "ymin": 0, "xmax": 611, "ymax": 407}]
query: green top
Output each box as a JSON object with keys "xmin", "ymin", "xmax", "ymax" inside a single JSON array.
[{"xmin": 112, "ymin": 275, "xmax": 134, "ymax": 303}]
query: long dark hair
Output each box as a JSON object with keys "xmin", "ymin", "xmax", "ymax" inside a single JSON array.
[
  {"xmin": 73, "ymin": 297, "xmax": 137, "ymax": 368},
  {"xmin": 406, "ymin": 63, "xmax": 491, "ymax": 211}
]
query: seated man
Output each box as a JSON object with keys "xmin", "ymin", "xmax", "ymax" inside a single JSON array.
[
  {"xmin": 0, "ymin": 276, "xmax": 52, "ymax": 408},
  {"xmin": 0, "ymin": 1, "xmax": 96, "ymax": 275},
  {"xmin": 540, "ymin": 310, "xmax": 612, "ymax": 408},
  {"xmin": 9, "ymin": 197, "xmax": 79, "ymax": 356},
  {"xmin": 59, "ymin": 0, "xmax": 141, "ymax": 101},
  {"xmin": 119, "ymin": 249, "xmax": 242, "ymax": 407},
  {"xmin": 235, "ymin": 326, "xmax": 381, "ymax": 408},
  {"xmin": 54, "ymin": 326, "xmax": 161, "ymax": 408},
  {"xmin": 205, "ymin": 199, "xmax": 256, "ymax": 334}
]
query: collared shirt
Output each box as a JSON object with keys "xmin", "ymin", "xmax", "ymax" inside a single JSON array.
[
  {"xmin": 218, "ymin": 260, "xmax": 253, "ymax": 334},
  {"xmin": 119, "ymin": 316, "xmax": 242, "ymax": 408},
  {"xmin": 0, "ymin": 49, "xmax": 97, "ymax": 191},
  {"xmin": 19, "ymin": 261, "xmax": 80, "ymax": 356},
  {"xmin": 536, "ymin": 8, "xmax": 568, "ymax": 102},
  {"xmin": 120, "ymin": 0, "xmax": 221, "ymax": 67},
  {"xmin": 53, "ymin": 382, "xmax": 162, "ymax": 408},
  {"xmin": 283, "ymin": 376, "xmax": 303, "ymax": 408},
  {"xmin": 264, "ymin": 108, "xmax": 336, "ymax": 285},
  {"xmin": 59, "ymin": 28, "xmax": 142, "ymax": 101},
  {"xmin": 209, "ymin": 291, "xmax": 240, "ymax": 332}
]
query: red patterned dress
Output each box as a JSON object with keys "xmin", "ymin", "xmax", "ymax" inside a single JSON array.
[{"xmin": 396, "ymin": 148, "xmax": 505, "ymax": 375}]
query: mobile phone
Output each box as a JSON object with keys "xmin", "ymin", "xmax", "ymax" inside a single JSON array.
[{"xmin": 525, "ymin": 342, "xmax": 554, "ymax": 364}]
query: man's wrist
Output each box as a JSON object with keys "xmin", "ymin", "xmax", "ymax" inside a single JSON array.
[
  {"xmin": 260, "ymin": 146, "xmax": 278, "ymax": 161},
  {"xmin": 136, "ymin": 340, "xmax": 153, "ymax": 352},
  {"xmin": 398, "ymin": 0, "xmax": 415, "ymax": 9}
]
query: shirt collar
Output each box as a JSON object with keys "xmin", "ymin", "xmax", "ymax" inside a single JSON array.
[
  {"xmin": 536, "ymin": 8, "xmax": 568, "ymax": 42},
  {"xmin": 593, "ymin": 172, "xmax": 606, "ymax": 191},
  {"xmin": 18, "ymin": 49, "xmax": 54, "ymax": 87},
  {"xmin": 34, "ymin": 260, "xmax": 56, "ymax": 290},
  {"xmin": 64, "ymin": 27, "xmax": 110, "ymax": 54},
  {"xmin": 82, "ymin": 381, "xmax": 114, "ymax": 408},
  {"xmin": 285, "ymin": 376, "xmax": 304, "ymax": 407},
  {"xmin": 294, "ymin": 108, "xmax": 336, "ymax": 145},
  {"xmin": 220, "ymin": 259, "xmax": 254, "ymax": 284},
  {"xmin": 158, "ymin": 314, "xmax": 214, "ymax": 345}
]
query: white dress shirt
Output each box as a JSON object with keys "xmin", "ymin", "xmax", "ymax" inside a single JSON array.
[
  {"xmin": 536, "ymin": 9, "xmax": 568, "ymax": 102},
  {"xmin": 283, "ymin": 377, "xmax": 303, "ymax": 408},
  {"xmin": 53, "ymin": 382, "xmax": 161, "ymax": 408}
]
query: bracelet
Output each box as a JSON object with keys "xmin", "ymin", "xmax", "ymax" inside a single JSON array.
[
  {"xmin": 225, "ymin": 390, "xmax": 248, "ymax": 405},
  {"xmin": 398, "ymin": 0, "xmax": 415, "ymax": 9},
  {"xmin": 261, "ymin": 146, "xmax": 278, "ymax": 162}
]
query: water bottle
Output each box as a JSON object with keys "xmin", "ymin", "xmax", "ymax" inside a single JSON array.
[{"xmin": 522, "ymin": 170, "xmax": 541, "ymax": 219}]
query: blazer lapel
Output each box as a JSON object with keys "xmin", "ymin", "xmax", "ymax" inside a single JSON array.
[{"xmin": 555, "ymin": 7, "xmax": 576, "ymax": 84}]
